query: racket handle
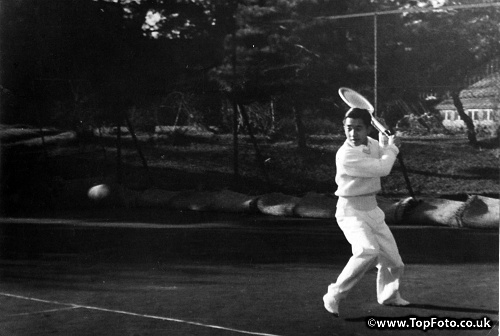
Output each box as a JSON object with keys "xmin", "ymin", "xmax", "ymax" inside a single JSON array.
[{"xmin": 371, "ymin": 119, "xmax": 393, "ymax": 137}]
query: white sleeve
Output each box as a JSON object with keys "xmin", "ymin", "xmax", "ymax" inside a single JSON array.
[
  {"xmin": 378, "ymin": 132, "xmax": 400, "ymax": 155},
  {"xmin": 338, "ymin": 147, "xmax": 398, "ymax": 178},
  {"xmin": 378, "ymin": 132, "xmax": 388, "ymax": 147}
]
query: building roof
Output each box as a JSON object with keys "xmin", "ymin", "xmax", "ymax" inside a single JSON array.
[{"xmin": 435, "ymin": 72, "xmax": 500, "ymax": 110}]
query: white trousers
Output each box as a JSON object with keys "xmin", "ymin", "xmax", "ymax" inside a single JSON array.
[{"xmin": 327, "ymin": 205, "xmax": 405, "ymax": 304}]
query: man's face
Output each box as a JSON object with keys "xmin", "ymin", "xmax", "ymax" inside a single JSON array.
[{"xmin": 344, "ymin": 117, "xmax": 370, "ymax": 147}]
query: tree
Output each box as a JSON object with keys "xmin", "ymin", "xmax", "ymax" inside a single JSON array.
[
  {"xmin": 0, "ymin": 0, "xmax": 230, "ymax": 126},
  {"xmin": 210, "ymin": 0, "xmax": 365, "ymax": 149},
  {"xmin": 374, "ymin": 0, "xmax": 500, "ymax": 144}
]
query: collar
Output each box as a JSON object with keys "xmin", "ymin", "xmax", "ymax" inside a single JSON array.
[{"xmin": 345, "ymin": 137, "xmax": 373, "ymax": 154}]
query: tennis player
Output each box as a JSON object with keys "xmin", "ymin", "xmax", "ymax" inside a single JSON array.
[{"xmin": 323, "ymin": 108, "xmax": 409, "ymax": 317}]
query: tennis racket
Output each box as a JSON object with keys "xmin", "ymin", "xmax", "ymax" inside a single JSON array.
[{"xmin": 338, "ymin": 87, "xmax": 392, "ymax": 137}]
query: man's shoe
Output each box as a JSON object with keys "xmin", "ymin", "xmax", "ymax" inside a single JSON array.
[
  {"xmin": 323, "ymin": 294, "xmax": 340, "ymax": 317},
  {"xmin": 383, "ymin": 297, "xmax": 410, "ymax": 306}
]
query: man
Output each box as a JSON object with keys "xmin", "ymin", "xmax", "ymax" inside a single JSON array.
[{"xmin": 323, "ymin": 108, "xmax": 409, "ymax": 317}]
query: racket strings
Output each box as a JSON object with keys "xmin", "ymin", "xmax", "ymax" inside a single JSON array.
[{"xmin": 343, "ymin": 92, "xmax": 372, "ymax": 110}]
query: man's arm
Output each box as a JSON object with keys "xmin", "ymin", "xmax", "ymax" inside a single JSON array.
[{"xmin": 339, "ymin": 144, "xmax": 399, "ymax": 178}]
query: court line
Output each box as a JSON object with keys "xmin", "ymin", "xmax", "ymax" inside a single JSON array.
[
  {"xmin": 0, "ymin": 292, "xmax": 283, "ymax": 336},
  {"xmin": 9, "ymin": 306, "xmax": 81, "ymax": 316}
]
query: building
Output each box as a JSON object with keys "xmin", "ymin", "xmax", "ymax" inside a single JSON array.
[{"xmin": 435, "ymin": 72, "xmax": 500, "ymax": 135}]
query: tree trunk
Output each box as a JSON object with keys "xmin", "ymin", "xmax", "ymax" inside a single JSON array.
[
  {"xmin": 239, "ymin": 104, "xmax": 272, "ymax": 191},
  {"xmin": 269, "ymin": 99, "xmax": 275, "ymax": 135},
  {"xmin": 451, "ymin": 90, "xmax": 477, "ymax": 146},
  {"xmin": 293, "ymin": 106, "xmax": 307, "ymax": 150},
  {"xmin": 232, "ymin": 99, "xmax": 239, "ymax": 183}
]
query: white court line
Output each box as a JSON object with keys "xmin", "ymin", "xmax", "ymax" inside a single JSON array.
[
  {"xmin": 9, "ymin": 306, "xmax": 80, "ymax": 316},
  {"xmin": 0, "ymin": 293, "xmax": 283, "ymax": 336}
]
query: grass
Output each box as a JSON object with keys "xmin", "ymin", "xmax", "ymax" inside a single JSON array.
[
  {"xmin": 1, "ymin": 128, "xmax": 499, "ymax": 215},
  {"xmin": 57, "ymin": 132, "xmax": 500, "ymax": 197}
]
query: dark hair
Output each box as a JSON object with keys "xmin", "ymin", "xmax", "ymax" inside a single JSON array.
[{"xmin": 343, "ymin": 108, "xmax": 372, "ymax": 128}]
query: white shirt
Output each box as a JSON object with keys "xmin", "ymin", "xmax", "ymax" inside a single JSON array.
[{"xmin": 335, "ymin": 136, "xmax": 399, "ymax": 198}]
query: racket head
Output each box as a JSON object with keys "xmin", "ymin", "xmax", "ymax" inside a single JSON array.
[{"xmin": 338, "ymin": 87, "xmax": 374, "ymax": 114}]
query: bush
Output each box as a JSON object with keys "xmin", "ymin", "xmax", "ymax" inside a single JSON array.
[
  {"xmin": 129, "ymin": 106, "xmax": 157, "ymax": 133},
  {"xmin": 304, "ymin": 117, "xmax": 339, "ymax": 135},
  {"xmin": 270, "ymin": 116, "xmax": 340, "ymax": 141},
  {"xmin": 272, "ymin": 117, "xmax": 297, "ymax": 140}
]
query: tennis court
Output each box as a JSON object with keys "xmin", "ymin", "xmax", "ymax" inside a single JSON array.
[{"xmin": 0, "ymin": 211, "xmax": 497, "ymax": 335}]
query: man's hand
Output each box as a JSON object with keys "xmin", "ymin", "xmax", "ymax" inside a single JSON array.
[{"xmin": 389, "ymin": 135, "xmax": 401, "ymax": 148}]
